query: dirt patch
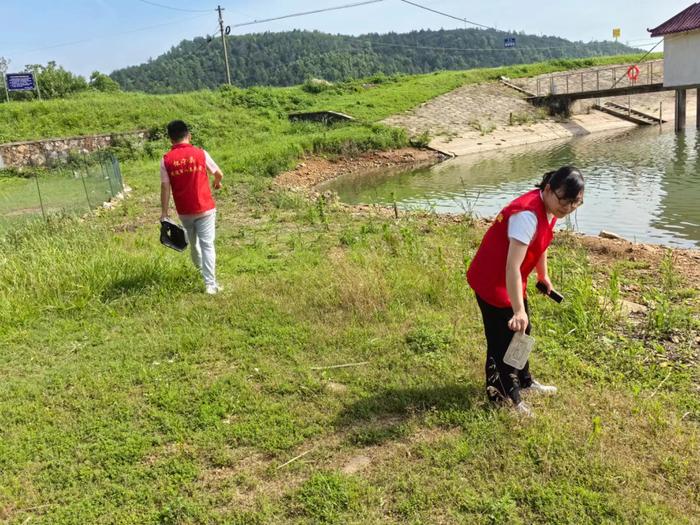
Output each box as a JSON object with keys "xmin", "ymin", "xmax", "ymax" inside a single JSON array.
[
  {"xmin": 572, "ymin": 233, "xmax": 700, "ymax": 366},
  {"xmin": 197, "ymin": 448, "xmax": 296, "ymax": 515},
  {"xmin": 142, "ymin": 442, "xmax": 196, "ymax": 466},
  {"xmin": 274, "ymin": 147, "xmax": 443, "ymax": 191},
  {"xmin": 341, "ymin": 454, "xmax": 372, "ymax": 474},
  {"xmin": 328, "ymin": 423, "xmax": 463, "ymax": 476},
  {"xmin": 574, "ymin": 233, "xmax": 700, "ymax": 291},
  {"xmin": 326, "ymin": 381, "xmax": 349, "ymax": 394},
  {"xmin": 4, "ymin": 206, "xmax": 44, "ymax": 217}
]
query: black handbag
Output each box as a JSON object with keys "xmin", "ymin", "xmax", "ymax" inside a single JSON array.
[{"xmin": 160, "ymin": 219, "xmax": 188, "ymax": 252}]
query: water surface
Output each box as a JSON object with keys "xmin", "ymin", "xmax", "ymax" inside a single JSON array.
[{"xmin": 325, "ymin": 127, "xmax": 700, "ymax": 248}]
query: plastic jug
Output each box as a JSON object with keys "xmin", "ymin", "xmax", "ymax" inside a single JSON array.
[{"xmin": 503, "ymin": 332, "xmax": 535, "ymax": 370}]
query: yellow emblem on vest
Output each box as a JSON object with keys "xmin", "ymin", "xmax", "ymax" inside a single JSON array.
[{"xmin": 496, "ymin": 213, "xmax": 504, "ymax": 223}]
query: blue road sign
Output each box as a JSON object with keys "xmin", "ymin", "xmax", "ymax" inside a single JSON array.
[
  {"xmin": 504, "ymin": 37, "xmax": 516, "ymax": 48},
  {"xmin": 6, "ymin": 73, "xmax": 36, "ymax": 91}
]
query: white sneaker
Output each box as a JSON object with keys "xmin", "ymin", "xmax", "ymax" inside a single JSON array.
[
  {"xmin": 514, "ymin": 401, "xmax": 535, "ymax": 418},
  {"xmin": 523, "ymin": 380, "xmax": 558, "ymax": 395},
  {"xmin": 205, "ymin": 283, "xmax": 224, "ymax": 295}
]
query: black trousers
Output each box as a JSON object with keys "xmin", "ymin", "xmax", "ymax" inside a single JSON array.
[{"xmin": 475, "ymin": 294, "xmax": 533, "ymax": 405}]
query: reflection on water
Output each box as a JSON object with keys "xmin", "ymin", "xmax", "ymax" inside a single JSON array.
[{"xmin": 325, "ymin": 126, "xmax": 700, "ymax": 248}]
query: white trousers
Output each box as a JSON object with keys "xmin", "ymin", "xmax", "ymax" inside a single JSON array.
[{"xmin": 180, "ymin": 211, "xmax": 217, "ymax": 287}]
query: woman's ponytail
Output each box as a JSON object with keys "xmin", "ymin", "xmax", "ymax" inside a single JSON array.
[
  {"xmin": 535, "ymin": 166, "xmax": 585, "ymax": 197},
  {"xmin": 536, "ymin": 171, "xmax": 555, "ymax": 190}
]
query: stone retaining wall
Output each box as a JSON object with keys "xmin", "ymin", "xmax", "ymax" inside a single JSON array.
[{"xmin": 0, "ymin": 131, "xmax": 147, "ymax": 169}]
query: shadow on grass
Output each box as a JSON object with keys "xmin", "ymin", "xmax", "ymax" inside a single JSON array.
[
  {"xmin": 334, "ymin": 383, "xmax": 486, "ymax": 446},
  {"xmin": 99, "ymin": 266, "xmax": 196, "ymax": 301}
]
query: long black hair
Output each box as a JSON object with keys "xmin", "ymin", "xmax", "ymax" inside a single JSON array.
[{"xmin": 536, "ymin": 166, "xmax": 584, "ymax": 199}]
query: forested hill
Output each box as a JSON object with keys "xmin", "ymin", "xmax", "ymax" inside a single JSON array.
[{"xmin": 110, "ymin": 28, "xmax": 640, "ymax": 93}]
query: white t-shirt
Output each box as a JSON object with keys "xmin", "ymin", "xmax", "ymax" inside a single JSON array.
[
  {"xmin": 160, "ymin": 150, "xmax": 221, "ymax": 186},
  {"xmin": 508, "ymin": 211, "xmax": 538, "ymax": 245},
  {"xmin": 507, "ymin": 191, "xmax": 550, "ymax": 245}
]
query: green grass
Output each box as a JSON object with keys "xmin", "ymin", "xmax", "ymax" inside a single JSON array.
[
  {"xmin": 2, "ymin": 52, "xmax": 698, "ymax": 524},
  {"xmin": 0, "ymin": 174, "xmax": 697, "ymax": 523}
]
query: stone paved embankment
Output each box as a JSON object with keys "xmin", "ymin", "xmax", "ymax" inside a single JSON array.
[{"xmin": 382, "ymin": 61, "xmax": 697, "ymax": 157}]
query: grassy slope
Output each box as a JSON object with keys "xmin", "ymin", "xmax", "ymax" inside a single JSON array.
[
  {"xmin": 0, "ymin": 54, "xmax": 661, "ymax": 180},
  {"xmin": 2, "ymin": 53, "xmax": 698, "ymax": 524},
  {"xmin": 0, "ymin": 54, "xmax": 660, "ymax": 143},
  {"xmin": 0, "ymin": 54, "xmax": 661, "ymax": 183}
]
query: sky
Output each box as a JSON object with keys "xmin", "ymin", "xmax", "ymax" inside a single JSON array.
[{"xmin": 0, "ymin": 0, "xmax": 692, "ymax": 77}]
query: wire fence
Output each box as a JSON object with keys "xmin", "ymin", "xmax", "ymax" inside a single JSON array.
[{"xmin": 0, "ymin": 151, "xmax": 124, "ymax": 229}]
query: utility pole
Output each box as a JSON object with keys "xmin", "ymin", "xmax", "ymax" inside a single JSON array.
[{"xmin": 217, "ymin": 5, "xmax": 232, "ymax": 85}]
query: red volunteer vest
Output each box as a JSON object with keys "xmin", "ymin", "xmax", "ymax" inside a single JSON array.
[
  {"xmin": 467, "ymin": 189, "xmax": 556, "ymax": 308},
  {"xmin": 163, "ymin": 143, "xmax": 215, "ymax": 215}
]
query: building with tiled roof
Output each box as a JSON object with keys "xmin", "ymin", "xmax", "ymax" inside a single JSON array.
[
  {"xmin": 649, "ymin": 3, "xmax": 700, "ymax": 37},
  {"xmin": 648, "ymin": 3, "xmax": 700, "ymax": 88}
]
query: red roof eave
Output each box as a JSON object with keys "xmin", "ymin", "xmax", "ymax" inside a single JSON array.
[{"xmin": 648, "ymin": 2, "xmax": 700, "ymax": 37}]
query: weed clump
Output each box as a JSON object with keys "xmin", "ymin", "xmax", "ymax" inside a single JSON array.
[
  {"xmin": 294, "ymin": 472, "xmax": 362, "ymax": 523},
  {"xmin": 405, "ymin": 325, "xmax": 453, "ymax": 354}
]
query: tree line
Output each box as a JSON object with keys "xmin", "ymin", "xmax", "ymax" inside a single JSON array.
[
  {"xmin": 0, "ymin": 28, "xmax": 640, "ymax": 101},
  {"xmin": 109, "ymin": 28, "xmax": 640, "ymax": 93}
]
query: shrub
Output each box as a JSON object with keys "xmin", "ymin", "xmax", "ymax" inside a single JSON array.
[
  {"xmin": 409, "ymin": 131, "xmax": 431, "ymax": 148},
  {"xmin": 302, "ymin": 78, "xmax": 334, "ymax": 94},
  {"xmin": 405, "ymin": 325, "xmax": 453, "ymax": 354}
]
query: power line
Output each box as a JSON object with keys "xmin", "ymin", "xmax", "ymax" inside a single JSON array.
[
  {"xmin": 355, "ymin": 39, "xmax": 645, "ymax": 54},
  {"xmin": 626, "ymin": 37, "xmax": 662, "ymax": 44},
  {"xmin": 398, "ymin": 0, "xmax": 659, "ymax": 51},
  {"xmin": 231, "ymin": 0, "xmax": 385, "ymax": 29},
  {"xmin": 6, "ymin": 13, "xmax": 211, "ymax": 56},
  {"xmin": 220, "ymin": 0, "xmax": 384, "ymax": 86},
  {"xmin": 608, "ymin": 38, "xmax": 664, "ymax": 90},
  {"xmin": 632, "ymin": 39, "xmax": 664, "ymax": 63},
  {"xmin": 191, "ymin": 0, "xmax": 388, "ymax": 86},
  {"xmin": 633, "ymin": 42, "xmax": 664, "ymax": 48},
  {"xmin": 397, "ymin": 0, "xmax": 497, "ymax": 31},
  {"xmin": 135, "ymin": 0, "xmax": 214, "ymax": 13}
]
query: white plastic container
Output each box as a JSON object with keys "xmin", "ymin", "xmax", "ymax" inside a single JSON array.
[{"xmin": 503, "ymin": 332, "xmax": 535, "ymax": 370}]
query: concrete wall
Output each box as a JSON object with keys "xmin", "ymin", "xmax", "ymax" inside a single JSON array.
[
  {"xmin": 664, "ymin": 30, "xmax": 700, "ymax": 88},
  {"xmin": 0, "ymin": 131, "xmax": 146, "ymax": 169}
]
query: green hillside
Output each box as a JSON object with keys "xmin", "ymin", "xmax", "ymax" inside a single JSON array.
[{"xmin": 110, "ymin": 28, "xmax": 640, "ymax": 93}]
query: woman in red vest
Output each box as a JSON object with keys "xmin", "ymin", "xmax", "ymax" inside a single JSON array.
[{"xmin": 467, "ymin": 166, "xmax": 584, "ymax": 417}]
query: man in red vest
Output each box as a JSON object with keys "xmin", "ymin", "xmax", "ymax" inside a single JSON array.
[
  {"xmin": 160, "ymin": 120, "xmax": 224, "ymax": 294},
  {"xmin": 467, "ymin": 166, "xmax": 584, "ymax": 417}
]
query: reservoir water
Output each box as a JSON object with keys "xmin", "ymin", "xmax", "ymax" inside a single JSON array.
[{"xmin": 326, "ymin": 126, "xmax": 700, "ymax": 249}]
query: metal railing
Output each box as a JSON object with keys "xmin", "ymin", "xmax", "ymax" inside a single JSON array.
[
  {"xmin": 0, "ymin": 151, "xmax": 123, "ymax": 228},
  {"xmin": 532, "ymin": 60, "xmax": 665, "ymax": 97}
]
